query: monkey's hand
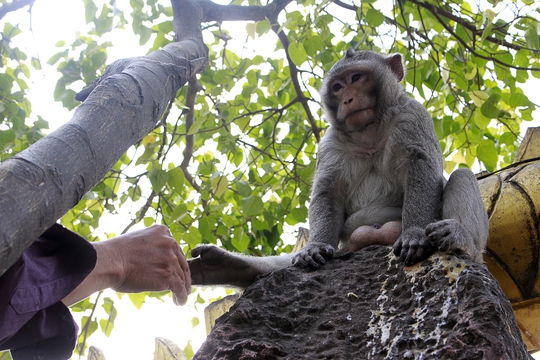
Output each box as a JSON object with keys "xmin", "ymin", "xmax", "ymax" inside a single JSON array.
[
  {"xmin": 292, "ymin": 242, "xmax": 335, "ymax": 269},
  {"xmin": 393, "ymin": 227, "xmax": 436, "ymax": 266}
]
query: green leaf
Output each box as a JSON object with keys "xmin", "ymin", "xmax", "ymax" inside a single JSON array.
[
  {"xmin": 196, "ymin": 293, "xmax": 205, "ymax": 304},
  {"xmin": 149, "ymin": 166, "xmax": 168, "ymax": 191},
  {"xmin": 480, "ymin": 94, "xmax": 502, "ymax": 119},
  {"xmin": 468, "ymin": 90, "xmax": 488, "ymax": 107},
  {"xmin": 198, "ymin": 214, "xmax": 215, "ymax": 241},
  {"xmin": 291, "ymin": 207, "xmax": 308, "ymax": 222},
  {"xmin": 235, "ymin": 181, "xmax": 252, "ymax": 197},
  {"xmin": 232, "ymin": 227, "xmax": 250, "ymax": 252},
  {"xmin": 246, "ymin": 22, "xmax": 256, "ymax": 39},
  {"xmin": 84, "ymin": 0, "xmax": 98, "ymax": 23},
  {"xmin": 256, "ymin": 18, "xmax": 272, "ymax": 36},
  {"xmin": 303, "ymin": 35, "xmax": 322, "ymax": 56},
  {"xmin": 288, "ymin": 42, "xmax": 307, "ymax": 66},
  {"xmin": 143, "ymin": 217, "xmax": 155, "ymax": 227},
  {"xmin": 477, "ymin": 139, "xmax": 498, "ymax": 171},
  {"xmin": 509, "ymin": 93, "xmax": 529, "ymax": 108},
  {"xmin": 168, "ymin": 168, "xmax": 185, "ymax": 194},
  {"xmin": 184, "ymin": 343, "xmax": 194, "ymax": 359},
  {"xmin": 211, "ymin": 175, "xmax": 228, "ymax": 198},
  {"xmin": 170, "ymin": 204, "xmax": 188, "ymax": 222},
  {"xmin": 366, "ymin": 9, "xmax": 385, "ymax": 27},
  {"xmin": 138, "ymin": 25, "xmax": 152, "ymax": 46},
  {"xmin": 184, "ymin": 226, "xmax": 202, "ymax": 246},
  {"xmin": 47, "ymin": 50, "xmax": 69, "ymax": 66},
  {"xmin": 187, "ymin": 115, "xmax": 206, "ymax": 135},
  {"xmin": 79, "ymin": 316, "xmax": 98, "ymax": 339},
  {"xmin": 128, "ymin": 293, "xmax": 147, "ymax": 310},
  {"xmin": 99, "ymin": 298, "xmax": 117, "ymax": 337},
  {"xmin": 0, "ymin": 130, "xmax": 16, "ymax": 147},
  {"xmin": 473, "ymin": 110, "xmax": 491, "ymax": 128},
  {"xmin": 241, "ymin": 195, "xmax": 264, "ymax": 216},
  {"xmin": 525, "ymin": 24, "xmax": 540, "ymax": 50},
  {"xmin": 99, "ymin": 318, "xmax": 115, "ymax": 337}
]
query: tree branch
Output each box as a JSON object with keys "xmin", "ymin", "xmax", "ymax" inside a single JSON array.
[
  {"xmin": 180, "ymin": 76, "xmax": 203, "ymax": 194},
  {"xmin": 272, "ymin": 25, "xmax": 321, "ymax": 142},
  {"xmin": 199, "ymin": 0, "xmax": 292, "ymax": 22},
  {"xmin": 424, "ymin": 4, "xmax": 540, "ymax": 71},
  {"xmin": 121, "ymin": 190, "xmax": 157, "ymax": 234},
  {"xmin": 0, "ymin": 0, "xmax": 210, "ymax": 276},
  {"xmin": 407, "ymin": 0, "xmax": 532, "ymax": 52}
]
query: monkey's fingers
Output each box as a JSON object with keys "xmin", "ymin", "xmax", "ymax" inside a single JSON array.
[
  {"xmin": 292, "ymin": 253, "xmax": 324, "ymax": 269},
  {"xmin": 306, "ymin": 255, "xmax": 323, "ymax": 269},
  {"xmin": 392, "ymin": 238, "xmax": 403, "ymax": 257},
  {"xmin": 191, "ymin": 244, "xmax": 214, "ymax": 258},
  {"xmin": 404, "ymin": 240, "xmax": 436, "ymax": 266},
  {"xmin": 292, "ymin": 256, "xmax": 309, "ymax": 268}
]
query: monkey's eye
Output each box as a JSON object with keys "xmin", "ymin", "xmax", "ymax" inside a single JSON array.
[
  {"xmin": 332, "ymin": 83, "xmax": 343, "ymax": 92},
  {"xmin": 351, "ymin": 73, "xmax": 362, "ymax": 83}
]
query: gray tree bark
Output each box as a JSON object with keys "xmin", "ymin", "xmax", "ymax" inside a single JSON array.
[{"xmin": 0, "ymin": 0, "xmax": 207, "ymax": 276}]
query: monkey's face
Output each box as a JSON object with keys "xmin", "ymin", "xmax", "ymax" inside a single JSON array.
[{"xmin": 323, "ymin": 64, "xmax": 380, "ymax": 133}]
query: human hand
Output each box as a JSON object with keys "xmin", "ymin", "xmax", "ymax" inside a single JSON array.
[{"xmin": 99, "ymin": 224, "xmax": 191, "ymax": 305}]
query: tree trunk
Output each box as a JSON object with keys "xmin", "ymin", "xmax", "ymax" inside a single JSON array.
[
  {"xmin": 194, "ymin": 246, "xmax": 531, "ymax": 359},
  {"xmin": 0, "ymin": 0, "xmax": 208, "ymax": 277}
]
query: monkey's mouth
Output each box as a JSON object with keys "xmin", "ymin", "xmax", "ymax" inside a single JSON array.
[
  {"xmin": 346, "ymin": 107, "xmax": 375, "ymax": 119},
  {"xmin": 344, "ymin": 108, "xmax": 376, "ymax": 131}
]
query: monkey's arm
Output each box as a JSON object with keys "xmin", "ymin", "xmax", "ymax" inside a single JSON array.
[
  {"xmin": 392, "ymin": 105, "xmax": 445, "ymax": 265},
  {"xmin": 292, "ymin": 151, "xmax": 346, "ymax": 269}
]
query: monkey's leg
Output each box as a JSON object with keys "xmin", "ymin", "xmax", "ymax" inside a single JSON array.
[
  {"xmin": 337, "ymin": 221, "xmax": 402, "ymax": 255},
  {"xmin": 189, "ymin": 245, "xmax": 293, "ymax": 289},
  {"xmin": 425, "ymin": 168, "xmax": 489, "ymax": 262}
]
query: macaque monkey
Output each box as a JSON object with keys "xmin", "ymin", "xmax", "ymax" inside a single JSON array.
[{"xmin": 189, "ymin": 50, "xmax": 489, "ymax": 289}]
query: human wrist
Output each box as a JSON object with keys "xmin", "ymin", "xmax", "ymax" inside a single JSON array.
[{"xmin": 93, "ymin": 240, "xmax": 126, "ymax": 291}]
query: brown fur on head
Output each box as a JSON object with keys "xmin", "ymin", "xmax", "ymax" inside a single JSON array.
[{"xmin": 319, "ymin": 50, "xmax": 406, "ymax": 133}]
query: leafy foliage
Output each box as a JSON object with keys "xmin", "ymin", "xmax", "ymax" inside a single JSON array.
[
  {"xmin": 1, "ymin": 0, "xmax": 539, "ymax": 357},
  {"xmin": 0, "ymin": 20, "xmax": 48, "ymax": 160}
]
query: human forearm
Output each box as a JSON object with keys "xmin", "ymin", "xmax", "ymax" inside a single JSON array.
[{"xmin": 62, "ymin": 225, "xmax": 191, "ymax": 307}]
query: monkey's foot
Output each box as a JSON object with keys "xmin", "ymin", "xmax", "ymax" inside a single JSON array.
[
  {"xmin": 189, "ymin": 245, "xmax": 263, "ymax": 289},
  {"xmin": 338, "ymin": 221, "xmax": 401, "ymax": 255},
  {"xmin": 425, "ymin": 219, "xmax": 480, "ymax": 261}
]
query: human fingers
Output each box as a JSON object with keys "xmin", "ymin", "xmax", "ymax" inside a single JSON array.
[
  {"xmin": 174, "ymin": 243, "xmax": 191, "ymax": 294},
  {"xmin": 169, "ymin": 274, "xmax": 189, "ymax": 306}
]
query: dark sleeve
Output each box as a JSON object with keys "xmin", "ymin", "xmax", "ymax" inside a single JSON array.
[{"xmin": 0, "ymin": 224, "xmax": 97, "ymax": 360}]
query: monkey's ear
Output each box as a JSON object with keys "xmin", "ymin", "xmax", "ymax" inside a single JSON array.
[
  {"xmin": 385, "ymin": 54, "xmax": 405, "ymax": 81},
  {"xmin": 345, "ymin": 48, "xmax": 355, "ymax": 58}
]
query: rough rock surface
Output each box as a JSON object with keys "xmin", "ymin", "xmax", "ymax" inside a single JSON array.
[{"xmin": 194, "ymin": 246, "xmax": 531, "ymax": 360}]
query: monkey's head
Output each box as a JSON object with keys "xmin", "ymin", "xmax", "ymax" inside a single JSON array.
[{"xmin": 320, "ymin": 49, "xmax": 405, "ymax": 133}]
